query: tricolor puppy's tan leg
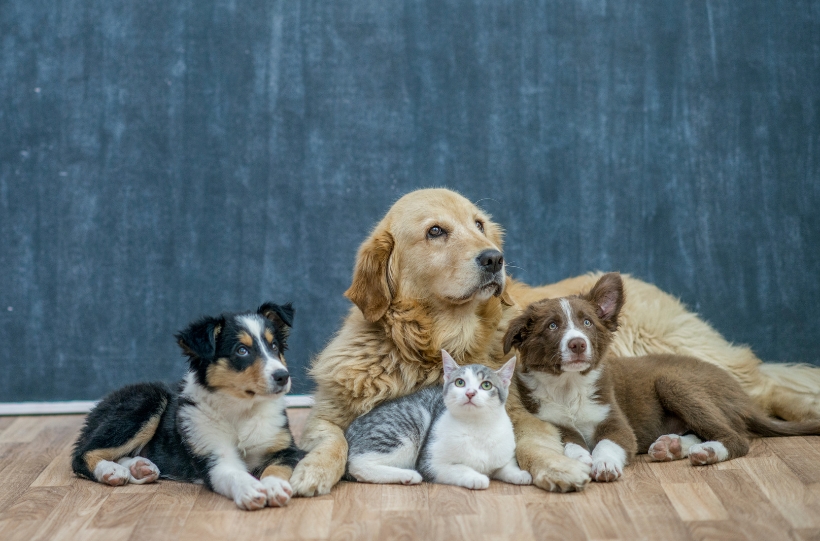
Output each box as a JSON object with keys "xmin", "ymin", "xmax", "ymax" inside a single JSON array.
[{"xmin": 289, "ymin": 413, "xmax": 349, "ymax": 497}]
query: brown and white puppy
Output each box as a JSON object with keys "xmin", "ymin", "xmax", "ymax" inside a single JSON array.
[{"xmin": 504, "ymin": 273, "xmax": 820, "ymax": 481}]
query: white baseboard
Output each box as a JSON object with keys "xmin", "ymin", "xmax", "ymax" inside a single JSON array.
[{"xmin": 0, "ymin": 395, "xmax": 315, "ymax": 416}]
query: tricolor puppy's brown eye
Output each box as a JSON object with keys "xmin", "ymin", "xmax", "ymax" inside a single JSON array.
[
  {"xmin": 237, "ymin": 346, "xmax": 249, "ymax": 356},
  {"xmin": 548, "ymin": 322, "xmax": 558, "ymax": 330},
  {"xmin": 427, "ymin": 226, "xmax": 445, "ymax": 239},
  {"xmin": 454, "ymin": 378, "xmax": 465, "ymax": 387},
  {"xmin": 583, "ymin": 319, "xmax": 592, "ymax": 327},
  {"xmin": 475, "ymin": 220, "xmax": 484, "ymax": 232},
  {"xmin": 480, "ymin": 381, "xmax": 492, "ymax": 390}
]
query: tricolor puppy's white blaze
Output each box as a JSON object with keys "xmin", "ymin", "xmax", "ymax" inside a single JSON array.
[
  {"xmin": 590, "ymin": 439, "xmax": 626, "ymax": 482},
  {"xmin": 238, "ymin": 314, "xmax": 291, "ymax": 394},
  {"xmin": 521, "ymin": 369, "xmax": 611, "ymax": 446},
  {"xmin": 559, "ymin": 298, "xmax": 592, "ymax": 368}
]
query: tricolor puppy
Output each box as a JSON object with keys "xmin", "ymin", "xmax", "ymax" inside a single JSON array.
[
  {"xmin": 503, "ymin": 273, "xmax": 820, "ymax": 482},
  {"xmin": 72, "ymin": 302, "xmax": 304, "ymax": 510}
]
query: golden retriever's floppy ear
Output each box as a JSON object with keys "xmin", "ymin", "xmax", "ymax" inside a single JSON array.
[
  {"xmin": 503, "ymin": 310, "xmax": 533, "ymax": 354},
  {"xmin": 344, "ymin": 229, "xmax": 394, "ymax": 322}
]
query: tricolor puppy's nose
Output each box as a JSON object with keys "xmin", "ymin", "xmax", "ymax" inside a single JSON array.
[
  {"xmin": 272, "ymin": 370, "xmax": 290, "ymax": 386},
  {"xmin": 568, "ymin": 338, "xmax": 587, "ymax": 354},
  {"xmin": 477, "ymin": 249, "xmax": 504, "ymax": 273}
]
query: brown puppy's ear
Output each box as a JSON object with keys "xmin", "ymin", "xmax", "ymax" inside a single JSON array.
[
  {"xmin": 503, "ymin": 311, "xmax": 534, "ymax": 354},
  {"xmin": 344, "ymin": 229, "xmax": 394, "ymax": 322},
  {"xmin": 585, "ymin": 272, "xmax": 625, "ymax": 330}
]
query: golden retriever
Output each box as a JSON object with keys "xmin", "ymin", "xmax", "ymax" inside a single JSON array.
[{"xmin": 290, "ymin": 188, "xmax": 820, "ymax": 495}]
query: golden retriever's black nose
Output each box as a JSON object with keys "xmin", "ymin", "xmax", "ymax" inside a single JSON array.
[
  {"xmin": 477, "ymin": 250, "xmax": 504, "ymax": 273},
  {"xmin": 272, "ymin": 370, "xmax": 290, "ymax": 386}
]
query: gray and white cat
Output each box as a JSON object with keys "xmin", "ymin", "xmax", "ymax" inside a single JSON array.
[{"xmin": 345, "ymin": 350, "xmax": 532, "ymax": 490}]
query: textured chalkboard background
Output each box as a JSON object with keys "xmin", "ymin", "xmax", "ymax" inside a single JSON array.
[{"xmin": 1, "ymin": 1, "xmax": 818, "ymax": 401}]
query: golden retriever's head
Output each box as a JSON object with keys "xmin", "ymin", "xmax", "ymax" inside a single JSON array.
[{"xmin": 345, "ymin": 188, "xmax": 513, "ymax": 322}]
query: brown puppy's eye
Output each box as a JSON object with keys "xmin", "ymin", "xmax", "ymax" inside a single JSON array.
[
  {"xmin": 475, "ymin": 220, "xmax": 484, "ymax": 232},
  {"xmin": 548, "ymin": 322, "xmax": 558, "ymax": 330},
  {"xmin": 583, "ymin": 319, "xmax": 592, "ymax": 327},
  {"xmin": 237, "ymin": 346, "xmax": 249, "ymax": 356},
  {"xmin": 427, "ymin": 226, "xmax": 445, "ymax": 239}
]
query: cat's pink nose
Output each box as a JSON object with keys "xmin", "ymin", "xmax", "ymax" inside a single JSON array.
[{"xmin": 465, "ymin": 390, "xmax": 476, "ymax": 399}]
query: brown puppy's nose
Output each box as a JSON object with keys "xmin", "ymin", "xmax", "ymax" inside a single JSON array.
[
  {"xmin": 568, "ymin": 338, "xmax": 587, "ymax": 354},
  {"xmin": 477, "ymin": 249, "xmax": 504, "ymax": 274}
]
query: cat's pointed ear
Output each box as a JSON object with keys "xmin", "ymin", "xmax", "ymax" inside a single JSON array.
[
  {"xmin": 441, "ymin": 350, "xmax": 459, "ymax": 381},
  {"xmin": 495, "ymin": 357, "xmax": 516, "ymax": 388}
]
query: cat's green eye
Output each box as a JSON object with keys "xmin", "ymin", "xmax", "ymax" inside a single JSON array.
[
  {"xmin": 480, "ymin": 381, "xmax": 493, "ymax": 391},
  {"xmin": 548, "ymin": 322, "xmax": 558, "ymax": 330},
  {"xmin": 454, "ymin": 378, "xmax": 465, "ymax": 387},
  {"xmin": 583, "ymin": 319, "xmax": 592, "ymax": 327}
]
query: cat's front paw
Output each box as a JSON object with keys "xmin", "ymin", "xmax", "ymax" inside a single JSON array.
[
  {"xmin": 458, "ymin": 473, "xmax": 490, "ymax": 490},
  {"xmin": 508, "ymin": 470, "xmax": 532, "ymax": 485},
  {"xmin": 261, "ymin": 476, "xmax": 293, "ymax": 507}
]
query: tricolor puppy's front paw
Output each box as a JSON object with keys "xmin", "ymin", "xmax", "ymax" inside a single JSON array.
[
  {"xmin": 233, "ymin": 478, "xmax": 269, "ymax": 511},
  {"xmin": 261, "ymin": 476, "xmax": 293, "ymax": 507}
]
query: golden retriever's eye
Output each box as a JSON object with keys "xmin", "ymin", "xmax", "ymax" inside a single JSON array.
[
  {"xmin": 427, "ymin": 226, "xmax": 446, "ymax": 239},
  {"xmin": 475, "ymin": 220, "xmax": 484, "ymax": 233},
  {"xmin": 237, "ymin": 346, "xmax": 249, "ymax": 356},
  {"xmin": 548, "ymin": 322, "xmax": 558, "ymax": 330},
  {"xmin": 454, "ymin": 378, "xmax": 465, "ymax": 387},
  {"xmin": 583, "ymin": 319, "xmax": 592, "ymax": 327}
]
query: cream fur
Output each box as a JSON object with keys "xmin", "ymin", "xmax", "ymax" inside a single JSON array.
[{"xmin": 289, "ymin": 188, "xmax": 820, "ymax": 497}]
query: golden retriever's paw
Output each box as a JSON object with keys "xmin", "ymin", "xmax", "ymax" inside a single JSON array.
[
  {"xmin": 531, "ymin": 455, "xmax": 591, "ymax": 493},
  {"xmin": 290, "ymin": 457, "xmax": 340, "ymax": 497}
]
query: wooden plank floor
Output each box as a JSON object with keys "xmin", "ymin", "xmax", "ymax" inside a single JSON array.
[{"xmin": 1, "ymin": 412, "xmax": 819, "ymax": 541}]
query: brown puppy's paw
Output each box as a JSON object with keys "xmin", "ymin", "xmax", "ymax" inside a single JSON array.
[
  {"xmin": 531, "ymin": 454, "xmax": 591, "ymax": 493},
  {"xmin": 689, "ymin": 442, "xmax": 728, "ymax": 466},
  {"xmin": 648, "ymin": 434, "xmax": 683, "ymax": 462}
]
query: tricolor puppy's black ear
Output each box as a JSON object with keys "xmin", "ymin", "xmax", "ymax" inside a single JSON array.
[
  {"xmin": 584, "ymin": 272, "xmax": 625, "ymax": 331},
  {"xmin": 258, "ymin": 302, "xmax": 295, "ymax": 340},
  {"xmin": 176, "ymin": 316, "xmax": 224, "ymax": 362},
  {"xmin": 503, "ymin": 311, "xmax": 534, "ymax": 354}
]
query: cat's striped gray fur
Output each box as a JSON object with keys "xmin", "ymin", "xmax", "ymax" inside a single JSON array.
[{"xmin": 345, "ymin": 350, "xmax": 532, "ymax": 490}]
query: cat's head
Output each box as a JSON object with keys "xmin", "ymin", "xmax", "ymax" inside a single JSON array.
[{"xmin": 441, "ymin": 350, "xmax": 516, "ymax": 416}]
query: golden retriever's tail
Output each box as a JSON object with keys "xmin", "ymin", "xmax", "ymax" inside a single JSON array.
[{"xmin": 757, "ymin": 362, "xmax": 820, "ymax": 421}]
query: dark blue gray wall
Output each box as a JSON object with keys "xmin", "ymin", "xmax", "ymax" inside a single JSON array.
[{"xmin": 2, "ymin": 1, "xmax": 818, "ymax": 401}]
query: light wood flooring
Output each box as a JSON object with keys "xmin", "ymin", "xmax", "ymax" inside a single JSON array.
[{"xmin": 1, "ymin": 411, "xmax": 819, "ymax": 540}]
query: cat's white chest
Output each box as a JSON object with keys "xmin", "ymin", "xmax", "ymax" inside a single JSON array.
[
  {"xmin": 430, "ymin": 413, "xmax": 515, "ymax": 474},
  {"xmin": 521, "ymin": 369, "xmax": 610, "ymax": 446}
]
